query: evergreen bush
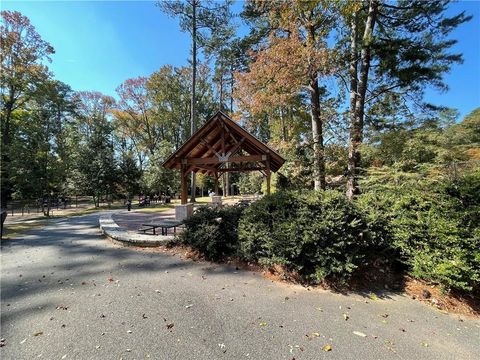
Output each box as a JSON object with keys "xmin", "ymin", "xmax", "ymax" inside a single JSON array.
[
  {"xmin": 238, "ymin": 190, "xmax": 391, "ymax": 284},
  {"xmin": 178, "ymin": 203, "xmax": 247, "ymax": 261},
  {"xmin": 359, "ymin": 168, "xmax": 480, "ymax": 292}
]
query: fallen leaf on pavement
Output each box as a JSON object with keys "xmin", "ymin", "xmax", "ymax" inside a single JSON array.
[
  {"xmin": 259, "ymin": 322, "xmax": 268, "ymax": 327},
  {"xmin": 384, "ymin": 340, "xmax": 397, "ymax": 353},
  {"xmin": 33, "ymin": 331, "xmax": 43, "ymax": 336},
  {"xmin": 353, "ymin": 331, "xmax": 367, "ymax": 337},
  {"xmin": 369, "ymin": 293, "xmax": 379, "ymax": 301},
  {"xmin": 322, "ymin": 344, "xmax": 332, "ymax": 352},
  {"xmin": 343, "ymin": 313, "xmax": 349, "ymax": 321}
]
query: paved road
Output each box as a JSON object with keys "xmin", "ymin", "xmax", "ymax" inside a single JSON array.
[{"xmin": 1, "ymin": 213, "xmax": 479, "ymax": 360}]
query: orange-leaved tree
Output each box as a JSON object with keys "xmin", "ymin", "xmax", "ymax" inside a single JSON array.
[{"xmin": 234, "ymin": 1, "xmax": 337, "ymax": 190}]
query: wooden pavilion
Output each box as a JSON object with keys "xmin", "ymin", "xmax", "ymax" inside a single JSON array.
[{"xmin": 163, "ymin": 111, "xmax": 285, "ymax": 204}]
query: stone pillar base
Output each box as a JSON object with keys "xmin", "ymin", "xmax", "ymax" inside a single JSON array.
[
  {"xmin": 175, "ymin": 203, "xmax": 194, "ymax": 221},
  {"xmin": 212, "ymin": 196, "xmax": 222, "ymax": 207}
]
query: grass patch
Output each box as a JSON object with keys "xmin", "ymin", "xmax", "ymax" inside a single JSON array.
[
  {"xmin": 2, "ymin": 220, "xmax": 48, "ymax": 240},
  {"xmin": 194, "ymin": 197, "xmax": 212, "ymax": 204},
  {"xmin": 56, "ymin": 202, "xmax": 126, "ymax": 218}
]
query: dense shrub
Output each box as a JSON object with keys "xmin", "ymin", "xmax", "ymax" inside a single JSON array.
[
  {"xmin": 179, "ymin": 167, "xmax": 480, "ymax": 293},
  {"xmin": 237, "ymin": 191, "xmax": 302, "ymax": 266},
  {"xmin": 178, "ymin": 203, "xmax": 247, "ymax": 260},
  {"xmin": 238, "ymin": 190, "xmax": 391, "ymax": 284},
  {"xmin": 443, "ymin": 167, "xmax": 480, "ymax": 230},
  {"xmin": 359, "ymin": 169, "xmax": 480, "ymax": 292}
]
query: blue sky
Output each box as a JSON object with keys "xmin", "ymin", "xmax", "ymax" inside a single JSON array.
[{"xmin": 3, "ymin": 0, "xmax": 480, "ymax": 119}]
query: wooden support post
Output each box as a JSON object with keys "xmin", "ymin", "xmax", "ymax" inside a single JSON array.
[
  {"xmin": 266, "ymin": 157, "xmax": 271, "ymax": 195},
  {"xmin": 214, "ymin": 171, "xmax": 219, "ymax": 195},
  {"xmin": 181, "ymin": 165, "xmax": 188, "ymax": 204},
  {"xmin": 266, "ymin": 172, "xmax": 271, "ymax": 195}
]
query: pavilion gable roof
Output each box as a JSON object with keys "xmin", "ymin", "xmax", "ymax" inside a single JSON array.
[{"xmin": 162, "ymin": 111, "xmax": 285, "ymax": 174}]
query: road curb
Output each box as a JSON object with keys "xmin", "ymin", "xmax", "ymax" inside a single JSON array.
[{"xmin": 99, "ymin": 213, "xmax": 174, "ymax": 247}]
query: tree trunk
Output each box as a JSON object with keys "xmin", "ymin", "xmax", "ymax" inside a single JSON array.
[
  {"xmin": 347, "ymin": 12, "xmax": 359, "ymax": 198},
  {"xmin": 46, "ymin": 196, "xmax": 51, "ymax": 217},
  {"xmin": 347, "ymin": 0, "xmax": 379, "ymax": 199},
  {"xmin": 190, "ymin": 0, "xmax": 197, "ymax": 203},
  {"xmin": 309, "ymin": 77, "xmax": 326, "ymax": 190},
  {"xmin": 230, "ymin": 64, "xmax": 234, "ymax": 113},
  {"xmin": 307, "ymin": 25, "xmax": 326, "ymax": 190},
  {"xmin": 219, "ymin": 73, "xmax": 223, "ymax": 111},
  {"xmin": 280, "ymin": 108, "xmax": 287, "ymax": 142},
  {"xmin": 43, "ymin": 117, "xmax": 51, "ymax": 216}
]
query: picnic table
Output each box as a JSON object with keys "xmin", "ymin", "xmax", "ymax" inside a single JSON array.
[{"xmin": 138, "ymin": 219, "xmax": 183, "ymax": 236}]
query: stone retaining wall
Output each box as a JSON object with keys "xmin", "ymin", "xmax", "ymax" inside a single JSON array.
[{"xmin": 99, "ymin": 214, "xmax": 174, "ymax": 247}]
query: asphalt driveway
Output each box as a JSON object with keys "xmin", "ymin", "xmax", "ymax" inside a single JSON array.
[{"xmin": 1, "ymin": 212, "xmax": 479, "ymax": 359}]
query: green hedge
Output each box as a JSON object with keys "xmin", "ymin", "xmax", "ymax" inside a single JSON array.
[
  {"xmin": 178, "ymin": 203, "xmax": 247, "ymax": 261},
  {"xmin": 358, "ymin": 168, "xmax": 480, "ymax": 292},
  {"xmin": 238, "ymin": 191, "xmax": 391, "ymax": 284},
  {"xmin": 177, "ymin": 168, "xmax": 480, "ymax": 292}
]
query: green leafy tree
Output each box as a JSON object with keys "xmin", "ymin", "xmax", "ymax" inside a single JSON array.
[
  {"xmin": 343, "ymin": 0, "xmax": 471, "ymax": 197},
  {"xmin": 142, "ymin": 143, "xmax": 179, "ymax": 197},
  {"xmin": 235, "ymin": 0, "xmax": 340, "ymax": 190},
  {"xmin": 117, "ymin": 149, "xmax": 142, "ymax": 199},
  {"xmin": 71, "ymin": 91, "xmax": 117, "ymax": 207},
  {"xmin": 1, "ymin": 10, "xmax": 54, "ymax": 206}
]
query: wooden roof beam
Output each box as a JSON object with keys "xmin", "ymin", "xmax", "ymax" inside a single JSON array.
[
  {"xmin": 200, "ymin": 138, "xmax": 222, "ymax": 158},
  {"xmin": 194, "ymin": 136, "xmax": 246, "ymax": 164},
  {"xmin": 199, "ymin": 134, "xmax": 224, "ymax": 159},
  {"xmin": 186, "ymin": 164, "xmax": 217, "ymax": 173},
  {"xmin": 186, "ymin": 154, "xmax": 265, "ymax": 165},
  {"xmin": 218, "ymin": 166, "xmax": 264, "ymax": 173},
  {"xmin": 225, "ymin": 137, "xmax": 245, "ymax": 158},
  {"xmin": 218, "ymin": 117, "xmax": 241, "ymax": 145}
]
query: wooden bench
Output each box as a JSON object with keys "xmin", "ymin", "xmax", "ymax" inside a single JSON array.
[{"xmin": 138, "ymin": 220, "xmax": 183, "ymax": 236}]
